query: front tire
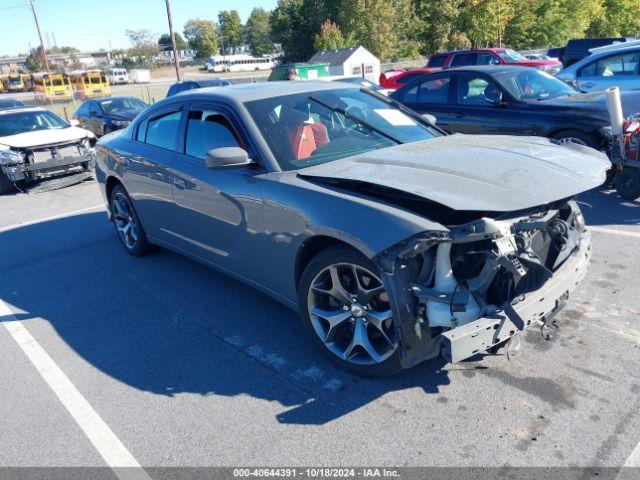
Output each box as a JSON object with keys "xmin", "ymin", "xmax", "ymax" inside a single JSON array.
[
  {"xmin": 552, "ymin": 129, "xmax": 599, "ymax": 149},
  {"xmin": 298, "ymin": 246, "xmax": 401, "ymax": 377},
  {"xmin": 110, "ymin": 184, "xmax": 152, "ymax": 256},
  {"xmin": 615, "ymin": 168, "xmax": 640, "ymax": 201}
]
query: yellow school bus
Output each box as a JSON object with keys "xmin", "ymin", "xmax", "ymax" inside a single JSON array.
[
  {"xmin": 69, "ymin": 70, "xmax": 111, "ymax": 99},
  {"xmin": 1, "ymin": 74, "xmax": 26, "ymax": 92},
  {"xmin": 32, "ymin": 72, "xmax": 73, "ymax": 100}
]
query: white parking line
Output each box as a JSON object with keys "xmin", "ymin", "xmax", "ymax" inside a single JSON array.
[
  {"xmin": 0, "ymin": 299, "xmax": 151, "ymax": 480},
  {"xmin": 590, "ymin": 226, "xmax": 640, "ymax": 239},
  {"xmin": 0, "ymin": 205, "xmax": 105, "ymax": 234},
  {"xmin": 624, "ymin": 442, "xmax": 640, "ymax": 467}
]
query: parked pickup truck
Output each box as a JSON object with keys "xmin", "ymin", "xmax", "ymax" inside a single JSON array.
[{"xmin": 0, "ymin": 107, "xmax": 96, "ymax": 194}]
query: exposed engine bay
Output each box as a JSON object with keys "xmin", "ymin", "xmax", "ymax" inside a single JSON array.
[{"xmin": 375, "ymin": 199, "xmax": 590, "ymax": 366}]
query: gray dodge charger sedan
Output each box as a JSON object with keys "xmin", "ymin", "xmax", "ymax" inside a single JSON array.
[{"xmin": 95, "ymin": 81, "xmax": 609, "ymax": 376}]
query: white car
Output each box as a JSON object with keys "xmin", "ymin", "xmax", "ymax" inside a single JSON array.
[
  {"xmin": 107, "ymin": 68, "xmax": 129, "ymax": 85},
  {"xmin": 0, "ymin": 107, "xmax": 96, "ymax": 194}
]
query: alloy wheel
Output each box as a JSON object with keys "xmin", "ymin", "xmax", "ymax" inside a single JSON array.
[
  {"xmin": 307, "ymin": 263, "xmax": 397, "ymax": 365},
  {"xmin": 557, "ymin": 137, "xmax": 587, "ymax": 146},
  {"xmin": 112, "ymin": 192, "xmax": 139, "ymax": 250}
]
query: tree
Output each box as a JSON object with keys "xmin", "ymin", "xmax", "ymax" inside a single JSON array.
[
  {"xmin": 457, "ymin": 0, "xmax": 515, "ymax": 48},
  {"xmin": 271, "ymin": 0, "xmax": 310, "ymax": 60},
  {"xmin": 126, "ymin": 29, "xmax": 159, "ymax": 67},
  {"xmin": 25, "ymin": 47, "xmax": 46, "ymax": 72},
  {"xmin": 391, "ymin": 0, "xmax": 422, "ymax": 59},
  {"xmin": 338, "ymin": 0, "xmax": 397, "ymax": 60},
  {"xmin": 587, "ymin": 0, "xmax": 640, "ymax": 38},
  {"xmin": 413, "ymin": 0, "xmax": 467, "ymax": 54},
  {"xmin": 314, "ymin": 20, "xmax": 353, "ymax": 51},
  {"xmin": 158, "ymin": 32, "xmax": 188, "ymax": 51},
  {"xmin": 183, "ymin": 19, "xmax": 218, "ymax": 59},
  {"xmin": 218, "ymin": 10, "xmax": 243, "ymax": 53},
  {"xmin": 245, "ymin": 8, "xmax": 275, "ymax": 56}
]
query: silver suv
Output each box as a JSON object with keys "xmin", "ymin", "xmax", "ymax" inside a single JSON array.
[{"xmin": 556, "ymin": 41, "xmax": 640, "ymax": 93}]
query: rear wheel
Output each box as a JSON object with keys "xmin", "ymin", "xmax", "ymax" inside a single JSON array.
[
  {"xmin": 298, "ymin": 246, "xmax": 401, "ymax": 377},
  {"xmin": 109, "ymin": 184, "xmax": 152, "ymax": 256},
  {"xmin": 615, "ymin": 167, "xmax": 640, "ymax": 201}
]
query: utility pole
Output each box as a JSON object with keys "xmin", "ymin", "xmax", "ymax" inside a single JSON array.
[
  {"xmin": 29, "ymin": 0, "xmax": 50, "ymax": 73},
  {"xmin": 164, "ymin": 0, "xmax": 182, "ymax": 82}
]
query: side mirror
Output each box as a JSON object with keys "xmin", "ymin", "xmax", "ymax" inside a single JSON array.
[
  {"xmin": 205, "ymin": 147, "xmax": 254, "ymax": 169},
  {"xmin": 484, "ymin": 89, "xmax": 504, "ymax": 106},
  {"xmin": 420, "ymin": 113, "xmax": 437, "ymax": 127},
  {"xmin": 69, "ymin": 119, "xmax": 80, "ymax": 127}
]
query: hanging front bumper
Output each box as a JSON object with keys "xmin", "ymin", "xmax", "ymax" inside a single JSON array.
[{"xmin": 440, "ymin": 229, "xmax": 592, "ymax": 363}]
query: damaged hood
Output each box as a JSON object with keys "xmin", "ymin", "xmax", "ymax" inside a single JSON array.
[
  {"xmin": 298, "ymin": 134, "xmax": 610, "ymax": 212},
  {"xmin": 0, "ymin": 126, "xmax": 93, "ymax": 150}
]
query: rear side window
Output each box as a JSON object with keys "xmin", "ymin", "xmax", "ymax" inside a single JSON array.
[
  {"xmin": 184, "ymin": 108, "xmax": 241, "ymax": 159},
  {"xmin": 417, "ymin": 77, "xmax": 451, "ymax": 104},
  {"xmin": 144, "ymin": 110, "xmax": 182, "ymax": 150},
  {"xmin": 427, "ymin": 55, "xmax": 447, "ymax": 68},
  {"xmin": 450, "ymin": 53, "xmax": 475, "ymax": 67}
]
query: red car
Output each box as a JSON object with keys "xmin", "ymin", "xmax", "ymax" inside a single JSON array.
[
  {"xmin": 379, "ymin": 68, "xmax": 438, "ymax": 90},
  {"xmin": 427, "ymin": 48, "xmax": 562, "ymax": 74}
]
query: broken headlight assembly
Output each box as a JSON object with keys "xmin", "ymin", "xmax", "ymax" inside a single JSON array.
[{"xmin": 0, "ymin": 150, "xmax": 24, "ymax": 166}]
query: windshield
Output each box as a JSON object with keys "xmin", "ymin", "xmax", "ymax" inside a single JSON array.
[
  {"xmin": 99, "ymin": 97, "xmax": 146, "ymax": 113},
  {"xmin": 493, "ymin": 69, "xmax": 576, "ymax": 101},
  {"xmin": 245, "ymin": 88, "xmax": 440, "ymax": 171},
  {"xmin": 499, "ymin": 49, "xmax": 527, "ymax": 62},
  {"xmin": 0, "ymin": 110, "xmax": 68, "ymax": 136}
]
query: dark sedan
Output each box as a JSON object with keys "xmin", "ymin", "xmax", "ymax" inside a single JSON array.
[
  {"xmin": 95, "ymin": 81, "xmax": 607, "ymax": 376},
  {"xmin": 390, "ymin": 65, "xmax": 640, "ymax": 150},
  {"xmin": 74, "ymin": 96, "xmax": 147, "ymax": 136},
  {"xmin": 0, "ymin": 97, "xmax": 25, "ymax": 110}
]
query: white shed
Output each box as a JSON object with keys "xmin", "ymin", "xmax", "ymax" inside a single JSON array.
[{"xmin": 308, "ymin": 46, "xmax": 381, "ymax": 83}]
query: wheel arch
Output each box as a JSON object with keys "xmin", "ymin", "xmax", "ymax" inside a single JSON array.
[
  {"xmin": 294, "ymin": 235, "xmax": 366, "ymax": 288},
  {"xmin": 105, "ymin": 176, "xmax": 124, "ymax": 211}
]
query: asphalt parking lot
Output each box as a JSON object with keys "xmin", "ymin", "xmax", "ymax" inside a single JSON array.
[{"xmin": 1, "ymin": 180, "xmax": 639, "ymax": 471}]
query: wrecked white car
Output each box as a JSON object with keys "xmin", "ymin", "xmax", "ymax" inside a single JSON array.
[
  {"xmin": 0, "ymin": 107, "xmax": 96, "ymax": 194},
  {"xmin": 95, "ymin": 82, "xmax": 610, "ymax": 376}
]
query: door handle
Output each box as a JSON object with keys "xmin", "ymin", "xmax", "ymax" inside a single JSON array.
[
  {"xmin": 452, "ymin": 112, "xmax": 465, "ymax": 118},
  {"xmin": 173, "ymin": 178, "xmax": 186, "ymax": 189}
]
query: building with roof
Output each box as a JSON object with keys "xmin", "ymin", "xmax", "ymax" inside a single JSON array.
[{"xmin": 308, "ymin": 46, "xmax": 380, "ymax": 83}]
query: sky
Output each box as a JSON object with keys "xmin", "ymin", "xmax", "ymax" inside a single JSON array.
[{"xmin": 0, "ymin": 0, "xmax": 279, "ymax": 57}]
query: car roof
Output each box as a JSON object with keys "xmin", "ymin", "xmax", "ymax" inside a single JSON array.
[
  {"xmin": 433, "ymin": 48, "xmax": 506, "ymax": 56},
  {"xmin": 169, "ymin": 80, "xmax": 353, "ymax": 103},
  {"xmin": 441, "ymin": 65, "xmax": 531, "ymax": 74}
]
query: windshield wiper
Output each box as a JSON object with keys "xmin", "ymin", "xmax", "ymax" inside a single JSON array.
[{"xmin": 308, "ymin": 95, "xmax": 401, "ymax": 144}]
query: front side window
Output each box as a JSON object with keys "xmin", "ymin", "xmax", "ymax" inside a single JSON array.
[
  {"xmin": 477, "ymin": 52, "xmax": 500, "ymax": 65},
  {"xmin": 245, "ymin": 88, "xmax": 440, "ymax": 171},
  {"xmin": 0, "ymin": 110, "xmax": 68, "ymax": 136},
  {"xmin": 144, "ymin": 110, "xmax": 182, "ymax": 150},
  {"xmin": 579, "ymin": 51, "xmax": 640, "ymax": 77},
  {"xmin": 184, "ymin": 108, "xmax": 241, "ymax": 159},
  {"xmin": 455, "ymin": 75, "xmax": 495, "ymax": 105}
]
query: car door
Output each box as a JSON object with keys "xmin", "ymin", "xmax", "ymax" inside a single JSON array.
[
  {"xmin": 74, "ymin": 102, "xmax": 91, "ymax": 129},
  {"xmin": 448, "ymin": 73, "xmax": 522, "ymax": 135},
  {"xmin": 86, "ymin": 101, "xmax": 104, "ymax": 135},
  {"xmin": 576, "ymin": 50, "xmax": 640, "ymax": 92},
  {"xmin": 124, "ymin": 105, "xmax": 185, "ymax": 244},
  {"xmin": 396, "ymin": 74, "xmax": 454, "ymax": 130},
  {"xmin": 169, "ymin": 103, "xmax": 265, "ymax": 277}
]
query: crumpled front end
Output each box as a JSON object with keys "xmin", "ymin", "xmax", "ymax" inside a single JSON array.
[
  {"xmin": 0, "ymin": 140, "xmax": 96, "ymax": 192},
  {"xmin": 375, "ymin": 200, "xmax": 591, "ymax": 367}
]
